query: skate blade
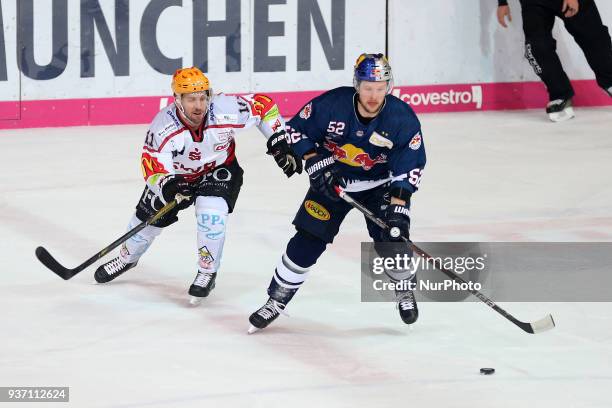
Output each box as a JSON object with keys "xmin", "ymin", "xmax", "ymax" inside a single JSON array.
[
  {"xmin": 247, "ymin": 325, "xmax": 261, "ymax": 335},
  {"xmin": 548, "ymin": 106, "xmax": 575, "ymax": 122},
  {"xmin": 189, "ymin": 296, "xmax": 203, "ymax": 306}
]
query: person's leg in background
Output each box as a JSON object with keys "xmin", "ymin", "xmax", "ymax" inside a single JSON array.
[
  {"xmin": 521, "ymin": 0, "xmax": 576, "ymax": 120},
  {"xmin": 562, "ymin": 0, "xmax": 612, "ymax": 97}
]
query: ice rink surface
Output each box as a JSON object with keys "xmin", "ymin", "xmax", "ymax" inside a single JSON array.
[{"xmin": 1, "ymin": 107, "xmax": 611, "ymax": 407}]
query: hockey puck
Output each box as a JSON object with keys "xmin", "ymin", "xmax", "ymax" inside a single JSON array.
[{"xmin": 480, "ymin": 368, "xmax": 495, "ymax": 375}]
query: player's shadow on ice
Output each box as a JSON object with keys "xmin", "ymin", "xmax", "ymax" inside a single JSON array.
[
  {"xmin": 248, "ymin": 319, "xmax": 407, "ymax": 338},
  {"xmin": 100, "ymin": 278, "xmax": 200, "ymax": 308}
]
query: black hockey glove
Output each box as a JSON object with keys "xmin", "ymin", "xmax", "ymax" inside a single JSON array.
[
  {"xmin": 383, "ymin": 204, "xmax": 411, "ymax": 242},
  {"xmin": 159, "ymin": 175, "xmax": 195, "ymax": 210},
  {"xmin": 266, "ymin": 132, "xmax": 303, "ymax": 178},
  {"xmin": 304, "ymin": 152, "xmax": 346, "ymax": 201}
]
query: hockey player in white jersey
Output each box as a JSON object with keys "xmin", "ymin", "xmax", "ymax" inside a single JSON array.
[{"xmin": 94, "ymin": 67, "xmax": 301, "ymax": 303}]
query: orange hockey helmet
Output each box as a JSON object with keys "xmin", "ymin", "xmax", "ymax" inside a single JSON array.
[{"xmin": 171, "ymin": 67, "xmax": 211, "ymax": 95}]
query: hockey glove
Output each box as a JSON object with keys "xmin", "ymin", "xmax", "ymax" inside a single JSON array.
[
  {"xmin": 304, "ymin": 153, "xmax": 346, "ymax": 201},
  {"xmin": 266, "ymin": 132, "xmax": 303, "ymax": 177},
  {"xmin": 159, "ymin": 175, "xmax": 195, "ymax": 210},
  {"xmin": 383, "ymin": 204, "xmax": 411, "ymax": 242}
]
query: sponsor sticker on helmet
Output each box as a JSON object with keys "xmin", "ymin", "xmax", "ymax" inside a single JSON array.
[{"xmin": 304, "ymin": 200, "xmax": 330, "ymax": 221}]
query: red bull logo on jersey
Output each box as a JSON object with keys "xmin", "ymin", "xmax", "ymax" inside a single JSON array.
[
  {"xmin": 409, "ymin": 133, "xmax": 422, "ymax": 150},
  {"xmin": 299, "ymin": 102, "xmax": 312, "ymax": 119},
  {"xmin": 324, "ymin": 140, "xmax": 387, "ymax": 171}
]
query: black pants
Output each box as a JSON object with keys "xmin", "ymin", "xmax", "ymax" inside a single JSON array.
[{"xmin": 520, "ymin": 0, "xmax": 612, "ymax": 100}]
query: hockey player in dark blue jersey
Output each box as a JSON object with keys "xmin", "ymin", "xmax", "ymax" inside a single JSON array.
[{"xmin": 248, "ymin": 53, "xmax": 427, "ymax": 333}]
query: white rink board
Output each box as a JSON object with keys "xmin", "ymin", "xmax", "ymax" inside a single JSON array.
[
  {"xmin": 0, "ymin": 0, "xmax": 385, "ymax": 100},
  {"xmin": 388, "ymin": 0, "xmax": 612, "ymax": 84}
]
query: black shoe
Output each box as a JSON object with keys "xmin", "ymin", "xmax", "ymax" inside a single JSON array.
[
  {"xmin": 247, "ymin": 297, "xmax": 287, "ymax": 334},
  {"xmin": 94, "ymin": 257, "xmax": 137, "ymax": 283},
  {"xmin": 546, "ymin": 99, "xmax": 574, "ymax": 122},
  {"xmin": 189, "ymin": 271, "xmax": 217, "ymax": 299},
  {"xmin": 606, "ymin": 86, "xmax": 612, "ymax": 97},
  {"xmin": 396, "ymin": 290, "xmax": 419, "ymax": 324}
]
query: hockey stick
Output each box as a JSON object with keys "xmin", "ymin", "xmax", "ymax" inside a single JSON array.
[
  {"xmin": 35, "ymin": 195, "xmax": 187, "ymax": 281},
  {"xmin": 335, "ymin": 187, "xmax": 555, "ymax": 334}
]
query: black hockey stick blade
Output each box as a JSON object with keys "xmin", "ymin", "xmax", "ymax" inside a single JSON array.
[
  {"xmin": 35, "ymin": 198, "xmax": 180, "ymax": 281},
  {"xmin": 334, "ymin": 186, "xmax": 556, "ymax": 335},
  {"xmin": 35, "ymin": 246, "xmax": 81, "ymax": 280}
]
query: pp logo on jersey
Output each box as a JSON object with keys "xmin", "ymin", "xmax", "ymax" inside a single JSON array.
[
  {"xmin": 198, "ymin": 246, "xmax": 215, "ymax": 269},
  {"xmin": 409, "ymin": 133, "xmax": 422, "ymax": 150},
  {"xmin": 299, "ymin": 102, "xmax": 312, "ymax": 119},
  {"xmin": 304, "ymin": 200, "xmax": 330, "ymax": 221}
]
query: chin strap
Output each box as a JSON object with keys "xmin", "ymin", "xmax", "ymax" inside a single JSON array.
[
  {"xmin": 174, "ymin": 91, "xmax": 212, "ymax": 127},
  {"xmin": 175, "ymin": 97, "xmax": 199, "ymax": 128}
]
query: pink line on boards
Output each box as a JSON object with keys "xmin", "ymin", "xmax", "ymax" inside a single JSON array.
[
  {"xmin": 0, "ymin": 80, "xmax": 610, "ymax": 130},
  {"xmin": 392, "ymin": 80, "xmax": 612, "ymax": 112}
]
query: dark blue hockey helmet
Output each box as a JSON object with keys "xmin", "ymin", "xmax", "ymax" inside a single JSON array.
[{"xmin": 353, "ymin": 53, "xmax": 394, "ymax": 94}]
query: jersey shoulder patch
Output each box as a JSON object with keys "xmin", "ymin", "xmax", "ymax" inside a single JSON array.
[
  {"xmin": 250, "ymin": 93, "xmax": 280, "ymax": 121},
  {"xmin": 298, "ymin": 102, "xmax": 313, "ymax": 119},
  {"xmin": 408, "ymin": 132, "xmax": 422, "ymax": 150}
]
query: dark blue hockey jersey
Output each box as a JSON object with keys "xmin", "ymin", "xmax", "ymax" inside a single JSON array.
[{"xmin": 287, "ymin": 86, "xmax": 426, "ymax": 194}]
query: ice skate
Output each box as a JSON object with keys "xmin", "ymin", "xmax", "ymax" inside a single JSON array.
[
  {"xmin": 188, "ymin": 271, "xmax": 216, "ymax": 305},
  {"xmin": 247, "ymin": 297, "xmax": 287, "ymax": 334},
  {"xmin": 546, "ymin": 99, "xmax": 574, "ymax": 122},
  {"xmin": 396, "ymin": 287, "xmax": 419, "ymax": 325},
  {"xmin": 94, "ymin": 257, "xmax": 137, "ymax": 283}
]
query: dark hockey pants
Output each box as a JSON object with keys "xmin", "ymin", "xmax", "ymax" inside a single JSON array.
[{"xmin": 521, "ymin": 0, "xmax": 612, "ymax": 100}]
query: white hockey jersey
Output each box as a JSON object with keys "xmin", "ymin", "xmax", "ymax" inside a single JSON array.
[{"xmin": 141, "ymin": 93, "xmax": 285, "ymax": 192}]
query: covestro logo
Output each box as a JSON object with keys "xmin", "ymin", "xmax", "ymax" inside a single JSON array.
[{"xmin": 392, "ymin": 85, "xmax": 483, "ymax": 109}]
